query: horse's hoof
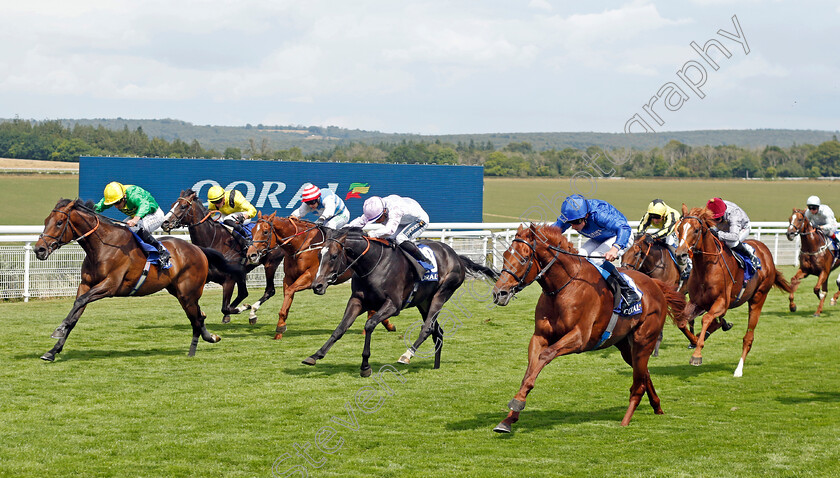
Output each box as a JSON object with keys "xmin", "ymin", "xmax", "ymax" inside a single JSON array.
[
  {"xmin": 508, "ymin": 399, "xmax": 526, "ymax": 412},
  {"xmin": 302, "ymin": 356, "xmax": 317, "ymax": 366},
  {"xmin": 40, "ymin": 352, "xmax": 55, "ymax": 362},
  {"xmin": 211, "ymin": 334, "xmax": 221, "ymax": 343},
  {"xmin": 222, "ymin": 316, "xmax": 231, "ymax": 324},
  {"xmin": 50, "ymin": 328, "xmax": 66, "ymax": 339},
  {"xmin": 360, "ymin": 367, "xmax": 372, "ymax": 378},
  {"xmin": 813, "ymin": 312, "xmax": 821, "ymax": 317},
  {"xmin": 493, "ymin": 422, "xmax": 512, "ymax": 433},
  {"xmin": 689, "ymin": 356, "xmax": 703, "ymax": 366},
  {"xmin": 831, "ymin": 299, "xmax": 837, "ymax": 306},
  {"xmin": 721, "ymin": 320, "xmax": 733, "ymax": 331},
  {"xmin": 790, "ymin": 305, "xmax": 797, "ymax": 312},
  {"xmin": 652, "ymin": 350, "xmax": 659, "ymax": 358},
  {"xmin": 249, "ymin": 316, "xmax": 258, "ymax": 325},
  {"xmin": 398, "ymin": 354, "xmax": 412, "ymax": 364},
  {"xmin": 687, "ymin": 343, "xmax": 696, "ymax": 349},
  {"xmin": 276, "ymin": 325, "xmax": 287, "ymax": 334},
  {"xmin": 273, "ymin": 333, "xmax": 283, "ymax": 340},
  {"xmin": 384, "ymin": 322, "xmax": 397, "ymax": 332}
]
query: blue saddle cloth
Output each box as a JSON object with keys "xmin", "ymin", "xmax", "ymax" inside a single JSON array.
[
  {"xmin": 591, "ymin": 261, "xmax": 643, "ymax": 317},
  {"xmin": 130, "ymin": 230, "xmax": 172, "ymax": 269},
  {"xmin": 233, "ymin": 222, "xmax": 255, "ymax": 241},
  {"xmin": 417, "ymin": 244, "xmax": 439, "ymax": 282},
  {"xmin": 732, "ymin": 250, "xmax": 755, "ymax": 283}
]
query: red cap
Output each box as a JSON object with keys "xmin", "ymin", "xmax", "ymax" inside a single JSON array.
[{"xmin": 706, "ymin": 198, "xmax": 726, "ymax": 219}]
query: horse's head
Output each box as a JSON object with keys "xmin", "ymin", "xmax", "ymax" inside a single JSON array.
[
  {"xmin": 34, "ymin": 199, "xmax": 98, "ymax": 260},
  {"xmin": 162, "ymin": 189, "xmax": 201, "ymax": 232},
  {"xmin": 675, "ymin": 205, "xmax": 715, "ymax": 264},
  {"xmin": 493, "ymin": 224, "xmax": 560, "ymax": 306},
  {"xmin": 786, "ymin": 208, "xmax": 809, "ymax": 241},
  {"xmin": 621, "ymin": 233, "xmax": 660, "ymax": 271},
  {"xmin": 247, "ymin": 212, "xmax": 277, "ymax": 263},
  {"xmin": 312, "ymin": 228, "xmax": 354, "ymax": 295}
]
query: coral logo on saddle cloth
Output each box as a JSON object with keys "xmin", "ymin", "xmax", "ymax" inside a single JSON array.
[
  {"xmin": 417, "ymin": 244, "xmax": 439, "ymax": 282},
  {"xmin": 345, "ymin": 182, "xmax": 370, "ymax": 200}
]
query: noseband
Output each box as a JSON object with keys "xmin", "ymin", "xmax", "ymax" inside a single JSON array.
[{"xmin": 500, "ymin": 237, "xmax": 569, "ymax": 295}]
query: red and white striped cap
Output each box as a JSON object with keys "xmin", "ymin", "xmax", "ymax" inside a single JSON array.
[{"xmin": 301, "ymin": 183, "xmax": 321, "ymax": 202}]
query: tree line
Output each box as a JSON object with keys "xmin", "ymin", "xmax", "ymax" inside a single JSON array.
[{"xmin": 2, "ymin": 119, "xmax": 839, "ymax": 178}]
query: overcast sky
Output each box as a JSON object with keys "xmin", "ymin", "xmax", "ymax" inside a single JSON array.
[{"xmin": 0, "ymin": 0, "xmax": 836, "ymax": 135}]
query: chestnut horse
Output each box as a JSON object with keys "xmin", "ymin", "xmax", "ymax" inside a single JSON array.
[
  {"xmin": 675, "ymin": 205, "xmax": 793, "ymax": 376},
  {"xmin": 491, "ymin": 224, "xmax": 687, "ymax": 432},
  {"xmin": 162, "ymin": 189, "xmax": 285, "ymax": 325},
  {"xmin": 34, "ymin": 199, "xmax": 221, "ymax": 361},
  {"xmin": 785, "ymin": 208, "xmax": 840, "ymax": 316},
  {"xmin": 246, "ymin": 213, "xmax": 396, "ymax": 340}
]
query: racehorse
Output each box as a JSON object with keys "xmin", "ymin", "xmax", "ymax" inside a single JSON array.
[
  {"xmin": 34, "ymin": 199, "xmax": 221, "ymax": 361},
  {"xmin": 785, "ymin": 208, "xmax": 840, "ymax": 316},
  {"xmin": 490, "ymin": 224, "xmax": 687, "ymax": 432},
  {"xmin": 246, "ymin": 213, "xmax": 396, "ymax": 340},
  {"xmin": 675, "ymin": 205, "xmax": 793, "ymax": 376},
  {"xmin": 162, "ymin": 189, "xmax": 285, "ymax": 325},
  {"xmin": 306, "ymin": 227, "xmax": 499, "ymax": 376}
]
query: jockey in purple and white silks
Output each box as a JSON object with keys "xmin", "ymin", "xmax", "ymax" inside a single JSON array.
[
  {"xmin": 804, "ymin": 195, "xmax": 838, "ymax": 247},
  {"xmin": 705, "ymin": 197, "xmax": 762, "ymax": 269},
  {"xmin": 553, "ymin": 194, "xmax": 640, "ymax": 309},
  {"xmin": 347, "ymin": 195, "xmax": 433, "ymax": 275},
  {"xmin": 290, "ymin": 183, "xmax": 350, "ymax": 229}
]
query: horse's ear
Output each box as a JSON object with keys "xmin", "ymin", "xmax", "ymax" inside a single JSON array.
[
  {"xmin": 681, "ymin": 203, "xmax": 689, "ymax": 216},
  {"xmin": 268, "ymin": 212, "xmax": 276, "ymax": 220},
  {"xmin": 257, "ymin": 211, "xmax": 262, "ymax": 219}
]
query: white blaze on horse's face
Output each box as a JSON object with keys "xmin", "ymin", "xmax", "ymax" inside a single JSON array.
[
  {"xmin": 678, "ymin": 222, "xmax": 691, "ymax": 248},
  {"xmin": 315, "ymin": 246, "xmax": 333, "ymax": 282}
]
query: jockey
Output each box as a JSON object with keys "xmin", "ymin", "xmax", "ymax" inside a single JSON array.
[
  {"xmin": 346, "ymin": 195, "xmax": 434, "ymax": 276},
  {"xmin": 94, "ymin": 181, "xmax": 171, "ymax": 268},
  {"xmin": 554, "ymin": 194, "xmax": 640, "ymax": 309},
  {"xmin": 290, "ymin": 183, "xmax": 351, "ymax": 229},
  {"xmin": 207, "ymin": 185, "xmax": 257, "ymax": 251},
  {"xmin": 637, "ymin": 199, "xmax": 692, "ymax": 280},
  {"xmin": 804, "ymin": 195, "xmax": 838, "ymax": 249},
  {"xmin": 706, "ymin": 197, "xmax": 762, "ymax": 269}
]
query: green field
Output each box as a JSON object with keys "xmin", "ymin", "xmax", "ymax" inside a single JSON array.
[
  {"xmin": 1, "ymin": 270, "xmax": 839, "ymax": 477},
  {"xmin": 4, "ymin": 174, "xmax": 840, "ymax": 225}
]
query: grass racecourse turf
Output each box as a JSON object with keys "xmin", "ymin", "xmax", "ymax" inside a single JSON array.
[{"xmin": 3, "ymin": 172, "xmax": 840, "ymax": 476}]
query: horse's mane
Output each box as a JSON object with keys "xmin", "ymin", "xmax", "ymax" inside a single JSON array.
[
  {"xmin": 687, "ymin": 207, "xmax": 717, "ymax": 228},
  {"xmin": 531, "ymin": 223, "xmax": 578, "ymax": 253},
  {"xmin": 335, "ymin": 227, "xmax": 367, "ymax": 241},
  {"xmin": 58, "ymin": 198, "xmax": 121, "ymax": 227}
]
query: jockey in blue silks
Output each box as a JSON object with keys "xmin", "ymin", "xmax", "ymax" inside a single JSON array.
[{"xmin": 554, "ymin": 194, "xmax": 640, "ymax": 308}]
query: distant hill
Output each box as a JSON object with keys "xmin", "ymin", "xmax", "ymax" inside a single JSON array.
[{"xmin": 8, "ymin": 118, "xmax": 839, "ymax": 153}]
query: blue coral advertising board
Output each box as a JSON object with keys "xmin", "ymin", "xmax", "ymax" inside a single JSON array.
[{"xmin": 79, "ymin": 157, "xmax": 483, "ymax": 222}]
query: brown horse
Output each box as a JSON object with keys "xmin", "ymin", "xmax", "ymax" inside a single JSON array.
[
  {"xmin": 675, "ymin": 205, "xmax": 793, "ymax": 376},
  {"xmin": 162, "ymin": 189, "xmax": 285, "ymax": 325},
  {"xmin": 491, "ymin": 224, "xmax": 687, "ymax": 432},
  {"xmin": 621, "ymin": 234, "xmax": 682, "ymax": 289},
  {"xmin": 786, "ymin": 208, "xmax": 840, "ymax": 316},
  {"xmin": 246, "ymin": 213, "xmax": 395, "ymax": 340},
  {"xmin": 34, "ymin": 199, "xmax": 221, "ymax": 361}
]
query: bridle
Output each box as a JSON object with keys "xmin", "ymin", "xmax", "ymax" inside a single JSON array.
[
  {"xmin": 165, "ymin": 195, "xmax": 218, "ymax": 229},
  {"xmin": 321, "ymin": 234, "xmax": 383, "ymax": 284},
  {"xmin": 39, "ymin": 204, "xmax": 100, "ymax": 254},
  {"xmin": 499, "ymin": 236, "xmax": 576, "ymax": 296},
  {"xmin": 250, "ymin": 216, "xmax": 327, "ymax": 260}
]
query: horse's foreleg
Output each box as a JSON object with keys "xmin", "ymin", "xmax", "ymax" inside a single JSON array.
[
  {"xmin": 250, "ymin": 260, "xmax": 279, "ymax": 323},
  {"xmin": 274, "ymin": 270, "xmax": 313, "ymax": 340},
  {"xmin": 228, "ymin": 275, "xmax": 250, "ymax": 316},
  {"xmin": 360, "ymin": 300, "xmax": 399, "ymax": 377},
  {"xmin": 220, "ymin": 278, "xmax": 236, "ymax": 324},
  {"xmin": 303, "ymin": 298, "xmax": 364, "ymax": 366},
  {"xmin": 169, "ymin": 285, "xmax": 220, "ymax": 357},
  {"xmin": 43, "ymin": 280, "xmax": 112, "ymax": 362},
  {"xmin": 494, "ymin": 332, "xmax": 553, "ymax": 433},
  {"xmin": 734, "ymin": 291, "xmax": 768, "ymax": 377},
  {"xmin": 813, "ymin": 269, "xmax": 830, "ymax": 317},
  {"xmin": 789, "ymin": 268, "xmax": 806, "ymax": 312},
  {"xmin": 690, "ymin": 298, "xmax": 728, "ymax": 366}
]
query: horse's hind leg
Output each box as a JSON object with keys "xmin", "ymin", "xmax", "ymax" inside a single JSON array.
[
  {"xmin": 249, "ymin": 257, "xmax": 280, "ymax": 324},
  {"xmin": 813, "ymin": 269, "xmax": 829, "ymax": 317},
  {"xmin": 169, "ymin": 285, "xmax": 220, "ymax": 357},
  {"xmin": 789, "ymin": 268, "xmax": 806, "ymax": 312},
  {"xmin": 398, "ymin": 288, "xmax": 454, "ymax": 366},
  {"xmin": 220, "ymin": 278, "xmax": 236, "ymax": 324}
]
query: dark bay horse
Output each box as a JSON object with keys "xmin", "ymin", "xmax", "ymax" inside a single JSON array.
[
  {"xmin": 162, "ymin": 189, "xmax": 285, "ymax": 325},
  {"xmin": 786, "ymin": 208, "xmax": 840, "ymax": 316},
  {"xmin": 675, "ymin": 205, "xmax": 793, "ymax": 376},
  {"xmin": 246, "ymin": 213, "xmax": 396, "ymax": 340},
  {"xmin": 490, "ymin": 224, "xmax": 687, "ymax": 432},
  {"xmin": 306, "ymin": 227, "xmax": 499, "ymax": 376},
  {"xmin": 34, "ymin": 199, "xmax": 221, "ymax": 361}
]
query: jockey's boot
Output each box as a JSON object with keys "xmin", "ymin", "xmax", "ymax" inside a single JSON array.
[
  {"xmin": 399, "ymin": 241, "xmax": 433, "ymax": 278},
  {"xmin": 225, "ymin": 220, "xmax": 251, "ymax": 263},
  {"xmin": 733, "ymin": 242, "xmax": 761, "ymax": 270},
  {"xmin": 137, "ymin": 227, "xmax": 171, "ymax": 268},
  {"xmin": 603, "ymin": 263, "xmax": 640, "ymax": 311}
]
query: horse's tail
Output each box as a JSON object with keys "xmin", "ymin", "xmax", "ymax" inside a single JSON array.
[
  {"xmin": 199, "ymin": 246, "xmax": 243, "ymax": 277},
  {"xmin": 458, "ymin": 255, "xmax": 500, "ymax": 281},
  {"xmin": 773, "ymin": 268, "xmax": 794, "ymax": 294},
  {"xmin": 651, "ymin": 278, "xmax": 689, "ymax": 328}
]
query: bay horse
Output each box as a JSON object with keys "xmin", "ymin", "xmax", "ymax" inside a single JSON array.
[
  {"xmin": 675, "ymin": 205, "xmax": 793, "ymax": 376},
  {"xmin": 161, "ymin": 189, "xmax": 284, "ymax": 325},
  {"xmin": 785, "ymin": 208, "xmax": 840, "ymax": 316},
  {"xmin": 34, "ymin": 199, "xmax": 221, "ymax": 361},
  {"xmin": 490, "ymin": 224, "xmax": 687, "ymax": 432},
  {"xmin": 246, "ymin": 213, "xmax": 396, "ymax": 340},
  {"xmin": 306, "ymin": 227, "xmax": 499, "ymax": 376}
]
